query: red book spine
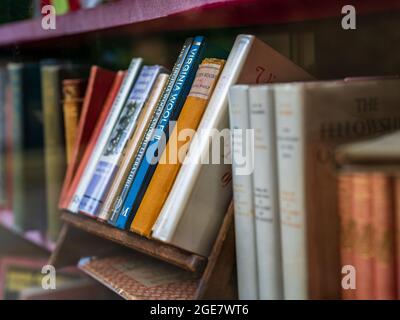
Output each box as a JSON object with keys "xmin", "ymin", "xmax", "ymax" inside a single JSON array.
[
  {"xmin": 338, "ymin": 174, "xmax": 355, "ymax": 299},
  {"xmin": 352, "ymin": 173, "xmax": 374, "ymax": 299},
  {"xmin": 61, "ymin": 71, "xmax": 125, "ymax": 210},
  {"xmin": 370, "ymin": 173, "xmax": 396, "ymax": 300},
  {"xmin": 59, "ymin": 66, "xmax": 116, "ymax": 209}
]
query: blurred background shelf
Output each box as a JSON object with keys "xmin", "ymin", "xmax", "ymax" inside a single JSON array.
[
  {"xmin": 0, "ymin": 210, "xmax": 55, "ymax": 252},
  {"xmin": 0, "ymin": 0, "xmax": 399, "ymax": 47}
]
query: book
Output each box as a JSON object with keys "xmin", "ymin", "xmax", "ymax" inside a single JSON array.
[
  {"xmin": 78, "ymin": 253, "xmax": 199, "ymax": 300},
  {"xmin": 59, "ymin": 71, "xmax": 125, "ymax": 210},
  {"xmin": 337, "ymin": 173, "xmax": 355, "ymax": 300},
  {"xmin": 152, "ymin": 34, "xmax": 313, "ymax": 257},
  {"xmin": 114, "ymin": 36, "xmax": 205, "ymax": 230},
  {"xmin": 228, "ymin": 85, "xmax": 258, "ymax": 299},
  {"xmin": 78, "ymin": 65, "xmax": 166, "ymax": 217},
  {"xmin": 107, "ymin": 39, "xmax": 193, "ymax": 226},
  {"xmin": 8, "ymin": 63, "xmax": 47, "ymax": 232},
  {"xmin": 60, "ymin": 66, "xmax": 117, "ymax": 210},
  {"xmin": 370, "ymin": 173, "xmax": 396, "ymax": 300},
  {"xmin": 62, "ymin": 79, "xmax": 87, "ymax": 165},
  {"xmin": 98, "ymin": 73, "xmax": 169, "ymax": 222},
  {"xmin": 248, "ymin": 85, "xmax": 283, "ymax": 299},
  {"xmin": 352, "ymin": 173, "xmax": 374, "ymax": 299},
  {"xmin": 0, "ymin": 67, "xmax": 8, "ymax": 208},
  {"xmin": 274, "ymin": 78, "xmax": 400, "ymax": 299},
  {"xmin": 65, "ymin": 58, "xmax": 142, "ymax": 213},
  {"xmin": 130, "ymin": 58, "xmax": 225, "ymax": 237},
  {"xmin": 42, "ymin": 64, "xmax": 88, "ymax": 242},
  {"xmin": 396, "ymin": 175, "xmax": 400, "ymax": 299}
]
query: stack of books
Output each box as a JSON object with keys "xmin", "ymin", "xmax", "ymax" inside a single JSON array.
[{"xmin": 229, "ymin": 78, "xmax": 400, "ymax": 299}]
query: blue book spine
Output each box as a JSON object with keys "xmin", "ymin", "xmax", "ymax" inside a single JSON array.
[
  {"xmin": 108, "ymin": 37, "xmax": 194, "ymax": 225},
  {"xmin": 78, "ymin": 65, "xmax": 164, "ymax": 216},
  {"xmin": 114, "ymin": 36, "xmax": 206, "ymax": 230}
]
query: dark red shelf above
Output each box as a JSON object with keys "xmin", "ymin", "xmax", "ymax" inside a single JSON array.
[{"xmin": 0, "ymin": 0, "xmax": 399, "ymax": 47}]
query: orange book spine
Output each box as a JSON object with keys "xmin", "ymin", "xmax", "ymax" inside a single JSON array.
[
  {"xmin": 370, "ymin": 173, "xmax": 396, "ymax": 300},
  {"xmin": 62, "ymin": 79, "xmax": 86, "ymax": 165},
  {"xmin": 395, "ymin": 175, "xmax": 400, "ymax": 299},
  {"xmin": 130, "ymin": 58, "xmax": 225, "ymax": 237},
  {"xmin": 338, "ymin": 173, "xmax": 355, "ymax": 300},
  {"xmin": 59, "ymin": 71, "xmax": 125, "ymax": 209},
  {"xmin": 352, "ymin": 173, "xmax": 374, "ymax": 299}
]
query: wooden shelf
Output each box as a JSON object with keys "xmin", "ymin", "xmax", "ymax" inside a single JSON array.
[
  {"xmin": 0, "ymin": 0, "xmax": 399, "ymax": 47},
  {"xmin": 0, "ymin": 210, "xmax": 55, "ymax": 252},
  {"xmin": 62, "ymin": 211, "xmax": 207, "ymax": 274},
  {"xmin": 65, "ymin": 202, "xmax": 236, "ymax": 300}
]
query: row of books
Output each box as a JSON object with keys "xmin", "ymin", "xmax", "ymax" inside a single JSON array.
[
  {"xmin": 55, "ymin": 33, "xmax": 318, "ymax": 258},
  {"xmin": 0, "ymin": 60, "xmax": 89, "ymax": 241},
  {"xmin": 337, "ymin": 131, "xmax": 400, "ymax": 300},
  {"xmin": 229, "ymin": 78, "xmax": 400, "ymax": 299}
]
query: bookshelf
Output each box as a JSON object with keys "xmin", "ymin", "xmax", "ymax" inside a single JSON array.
[
  {"xmin": 0, "ymin": 210, "xmax": 55, "ymax": 252},
  {"xmin": 0, "ymin": 0, "xmax": 400, "ymax": 300},
  {"xmin": 0, "ymin": 0, "xmax": 399, "ymax": 47}
]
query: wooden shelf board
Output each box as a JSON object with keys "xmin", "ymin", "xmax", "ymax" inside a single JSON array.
[
  {"xmin": 0, "ymin": 209, "xmax": 55, "ymax": 252},
  {"xmin": 0, "ymin": 0, "xmax": 399, "ymax": 46},
  {"xmin": 62, "ymin": 211, "xmax": 207, "ymax": 274}
]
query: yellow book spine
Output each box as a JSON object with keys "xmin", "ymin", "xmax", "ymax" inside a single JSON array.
[
  {"xmin": 62, "ymin": 79, "xmax": 85, "ymax": 165},
  {"xmin": 130, "ymin": 58, "xmax": 225, "ymax": 237}
]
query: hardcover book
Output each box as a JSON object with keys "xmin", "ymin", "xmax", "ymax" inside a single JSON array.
[
  {"xmin": 42, "ymin": 64, "xmax": 88, "ymax": 241},
  {"xmin": 8, "ymin": 63, "xmax": 47, "ymax": 232},
  {"xmin": 62, "ymin": 79, "xmax": 87, "ymax": 165}
]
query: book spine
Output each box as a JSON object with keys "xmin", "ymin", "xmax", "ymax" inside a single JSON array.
[
  {"xmin": 352, "ymin": 173, "xmax": 374, "ymax": 300},
  {"xmin": 114, "ymin": 36, "xmax": 205, "ymax": 230},
  {"xmin": 395, "ymin": 175, "xmax": 400, "ymax": 299},
  {"xmin": 8, "ymin": 64, "xmax": 25, "ymax": 230},
  {"xmin": 67, "ymin": 58, "xmax": 142, "ymax": 213},
  {"xmin": 78, "ymin": 65, "xmax": 163, "ymax": 216},
  {"xmin": 338, "ymin": 173, "xmax": 355, "ymax": 300},
  {"xmin": 249, "ymin": 85, "xmax": 283, "ymax": 300},
  {"xmin": 62, "ymin": 79, "xmax": 85, "ymax": 165},
  {"xmin": 228, "ymin": 85, "xmax": 258, "ymax": 300},
  {"xmin": 0, "ymin": 69, "xmax": 7, "ymax": 207},
  {"xmin": 130, "ymin": 58, "xmax": 225, "ymax": 237},
  {"xmin": 98, "ymin": 73, "xmax": 169, "ymax": 222},
  {"xmin": 42, "ymin": 67, "xmax": 66, "ymax": 241},
  {"xmin": 108, "ymin": 38, "xmax": 193, "ymax": 225},
  {"xmin": 151, "ymin": 34, "xmax": 255, "ymax": 243},
  {"xmin": 370, "ymin": 173, "xmax": 396, "ymax": 299},
  {"xmin": 275, "ymin": 85, "xmax": 308, "ymax": 299}
]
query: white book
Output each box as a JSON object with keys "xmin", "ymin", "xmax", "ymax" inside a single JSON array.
[
  {"xmin": 228, "ymin": 85, "xmax": 258, "ymax": 299},
  {"xmin": 152, "ymin": 34, "xmax": 313, "ymax": 257},
  {"xmin": 249, "ymin": 85, "xmax": 283, "ymax": 300},
  {"xmin": 67, "ymin": 58, "xmax": 143, "ymax": 213}
]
